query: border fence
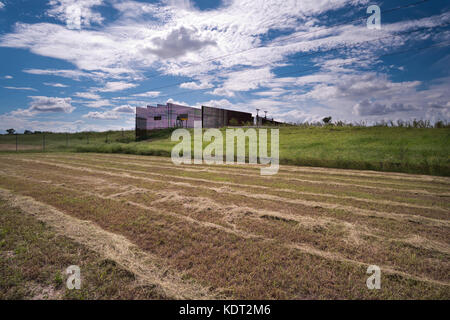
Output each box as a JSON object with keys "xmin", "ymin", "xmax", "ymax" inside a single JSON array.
[{"xmin": 0, "ymin": 130, "xmax": 136, "ymax": 152}]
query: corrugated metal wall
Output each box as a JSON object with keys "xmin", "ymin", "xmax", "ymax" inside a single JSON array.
[
  {"xmin": 202, "ymin": 106, "xmax": 253, "ymax": 127},
  {"xmin": 136, "ymin": 104, "xmax": 254, "ymax": 139}
]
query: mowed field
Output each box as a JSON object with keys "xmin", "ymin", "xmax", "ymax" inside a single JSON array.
[{"xmin": 0, "ymin": 152, "xmax": 449, "ymax": 299}]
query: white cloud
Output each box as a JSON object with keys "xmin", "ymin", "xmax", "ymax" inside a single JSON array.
[
  {"xmin": 11, "ymin": 96, "xmax": 75, "ymax": 117},
  {"xmin": 74, "ymin": 92, "xmax": 101, "ymax": 99},
  {"xmin": 353, "ymin": 99, "xmax": 416, "ymax": 116},
  {"xmin": 180, "ymin": 81, "xmax": 213, "ymax": 90},
  {"xmin": 23, "ymin": 68, "xmax": 92, "ymax": 80},
  {"xmin": 47, "ymin": 0, "xmax": 104, "ymax": 30},
  {"xmin": 131, "ymin": 91, "xmax": 160, "ymax": 97},
  {"xmin": 194, "ymin": 98, "xmax": 235, "ymax": 110},
  {"xmin": 4, "ymin": 86, "xmax": 37, "ymax": 91},
  {"xmin": 97, "ymin": 81, "xmax": 138, "ymax": 92},
  {"xmin": 83, "ymin": 110, "xmax": 119, "ymax": 120},
  {"xmin": 4, "ymin": 75, "xmax": 13, "ymax": 79},
  {"xmin": 166, "ymin": 98, "xmax": 190, "ymax": 106},
  {"xmin": 0, "ymin": 0, "xmax": 448, "ymax": 124},
  {"xmin": 210, "ymin": 67, "xmax": 274, "ymax": 97},
  {"xmin": 143, "ymin": 27, "xmax": 216, "ymax": 59},
  {"xmin": 0, "ymin": 2, "xmax": 4, "ymax": 10},
  {"xmin": 82, "ymin": 104, "xmax": 135, "ymax": 119},
  {"xmin": 113, "ymin": 105, "xmax": 135, "ymax": 113},
  {"xmin": 0, "ymin": 0, "xmax": 372, "ymax": 81},
  {"xmin": 44, "ymin": 82, "xmax": 69, "ymax": 88},
  {"xmin": 83, "ymin": 99, "xmax": 111, "ymax": 108}
]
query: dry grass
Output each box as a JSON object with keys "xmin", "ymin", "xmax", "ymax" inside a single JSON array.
[
  {"xmin": 0, "ymin": 152, "xmax": 449, "ymax": 299},
  {"xmin": 0, "ymin": 195, "xmax": 171, "ymax": 300}
]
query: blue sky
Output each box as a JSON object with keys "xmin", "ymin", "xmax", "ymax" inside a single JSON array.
[{"xmin": 0, "ymin": 0, "xmax": 449, "ymax": 133}]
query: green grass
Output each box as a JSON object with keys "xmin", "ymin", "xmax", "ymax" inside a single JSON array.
[{"xmin": 1, "ymin": 126, "xmax": 449, "ymax": 176}]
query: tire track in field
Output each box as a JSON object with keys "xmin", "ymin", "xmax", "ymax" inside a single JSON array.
[
  {"xmin": 0, "ymin": 188, "xmax": 220, "ymax": 300},
  {"xmin": 1, "ymin": 172, "xmax": 448, "ymax": 288},
  {"xmin": 11, "ymin": 157, "xmax": 449, "ymax": 227},
  {"xmin": 40, "ymin": 154, "xmax": 450, "ymax": 196}
]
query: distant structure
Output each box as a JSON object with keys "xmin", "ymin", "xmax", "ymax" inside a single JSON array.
[{"xmin": 135, "ymin": 103, "xmax": 254, "ymax": 139}]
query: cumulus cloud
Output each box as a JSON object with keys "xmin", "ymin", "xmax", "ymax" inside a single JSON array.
[
  {"xmin": 0, "ymin": 2, "xmax": 4, "ymax": 10},
  {"xmin": 180, "ymin": 81, "xmax": 213, "ymax": 90},
  {"xmin": 97, "ymin": 81, "xmax": 138, "ymax": 92},
  {"xmin": 353, "ymin": 99, "xmax": 415, "ymax": 116},
  {"xmin": 113, "ymin": 105, "xmax": 135, "ymax": 113},
  {"xmin": 47, "ymin": 0, "xmax": 104, "ymax": 30},
  {"xmin": 11, "ymin": 96, "xmax": 75, "ymax": 117},
  {"xmin": 143, "ymin": 27, "xmax": 216, "ymax": 59},
  {"xmin": 4, "ymin": 75, "xmax": 13, "ymax": 79}
]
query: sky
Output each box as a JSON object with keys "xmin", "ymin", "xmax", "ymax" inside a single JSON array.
[{"xmin": 0, "ymin": 0, "xmax": 449, "ymax": 133}]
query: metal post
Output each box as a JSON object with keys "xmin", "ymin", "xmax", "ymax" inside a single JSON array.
[{"xmin": 15, "ymin": 134, "xmax": 18, "ymax": 152}]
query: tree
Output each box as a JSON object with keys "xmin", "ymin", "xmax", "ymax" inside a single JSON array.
[
  {"xmin": 6, "ymin": 128, "xmax": 15, "ymax": 135},
  {"xmin": 24, "ymin": 130, "xmax": 32, "ymax": 135},
  {"xmin": 229, "ymin": 118, "xmax": 239, "ymax": 126},
  {"xmin": 322, "ymin": 117, "xmax": 332, "ymax": 124}
]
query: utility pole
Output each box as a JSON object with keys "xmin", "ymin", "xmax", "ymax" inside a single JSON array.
[{"xmin": 256, "ymin": 109, "xmax": 260, "ymax": 127}]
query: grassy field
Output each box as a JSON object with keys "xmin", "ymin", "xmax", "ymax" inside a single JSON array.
[
  {"xmin": 0, "ymin": 152, "xmax": 448, "ymax": 299},
  {"xmin": 1, "ymin": 126, "xmax": 448, "ymax": 176},
  {"xmin": 0, "ymin": 196, "xmax": 170, "ymax": 300}
]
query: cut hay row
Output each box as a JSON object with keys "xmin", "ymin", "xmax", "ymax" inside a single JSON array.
[
  {"xmin": 52, "ymin": 152, "xmax": 450, "ymax": 184},
  {"xmin": 39, "ymin": 154, "xmax": 450, "ymax": 194},
  {"xmin": 0, "ymin": 188, "xmax": 217, "ymax": 300},
  {"xmin": 2, "ymin": 160, "xmax": 447, "ymax": 246},
  {"xmin": 0, "ymin": 153, "xmax": 448, "ymax": 299},
  {"xmin": 0, "ymin": 161, "xmax": 448, "ymax": 286},
  {"xmin": 4, "ymin": 157, "xmax": 448, "ymax": 228},
  {"xmin": 38, "ymin": 155, "xmax": 450, "ymax": 212},
  {"xmin": 7, "ymin": 155, "xmax": 449, "ymax": 212}
]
